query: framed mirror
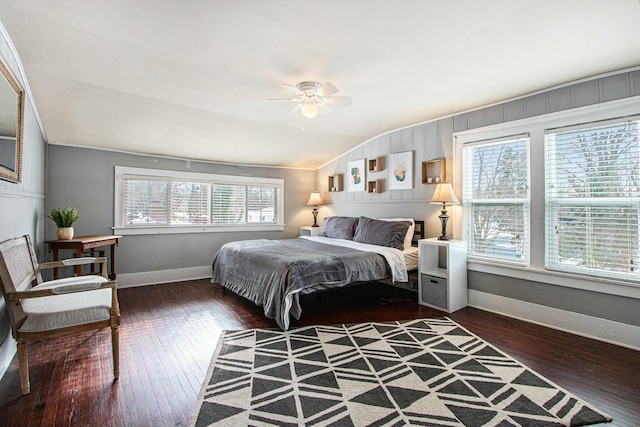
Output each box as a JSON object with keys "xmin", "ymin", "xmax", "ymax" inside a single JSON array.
[{"xmin": 0, "ymin": 53, "xmax": 24, "ymax": 183}]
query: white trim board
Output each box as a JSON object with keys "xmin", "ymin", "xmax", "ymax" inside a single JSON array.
[
  {"xmin": 116, "ymin": 265, "xmax": 212, "ymax": 288},
  {"xmin": 468, "ymin": 289, "xmax": 640, "ymax": 351}
]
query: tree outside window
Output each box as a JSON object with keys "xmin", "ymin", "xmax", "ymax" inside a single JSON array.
[
  {"xmin": 463, "ymin": 138, "xmax": 530, "ymax": 264},
  {"xmin": 546, "ymin": 120, "xmax": 640, "ymax": 278}
]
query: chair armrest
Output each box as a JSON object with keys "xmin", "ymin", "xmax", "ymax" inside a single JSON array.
[
  {"xmin": 51, "ymin": 281, "xmax": 101, "ymax": 294},
  {"xmin": 8, "ymin": 281, "xmax": 117, "ymax": 300},
  {"xmin": 38, "ymin": 257, "xmax": 108, "ymax": 269},
  {"xmin": 38, "ymin": 257, "xmax": 108, "ymax": 279}
]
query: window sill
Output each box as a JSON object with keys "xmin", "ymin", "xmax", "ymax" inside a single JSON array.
[
  {"xmin": 467, "ymin": 260, "xmax": 640, "ymax": 300},
  {"xmin": 113, "ymin": 224, "xmax": 285, "ymax": 235}
]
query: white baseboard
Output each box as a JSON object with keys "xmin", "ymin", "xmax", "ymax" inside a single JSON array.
[
  {"xmin": 0, "ymin": 331, "xmax": 16, "ymax": 382},
  {"xmin": 468, "ymin": 289, "xmax": 640, "ymax": 351},
  {"xmin": 116, "ymin": 265, "xmax": 212, "ymax": 288}
]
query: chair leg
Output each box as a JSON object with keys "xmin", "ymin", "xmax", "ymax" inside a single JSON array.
[
  {"xmin": 111, "ymin": 326, "xmax": 120, "ymax": 379},
  {"xmin": 17, "ymin": 341, "xmax": 30, "ymax": 395}
]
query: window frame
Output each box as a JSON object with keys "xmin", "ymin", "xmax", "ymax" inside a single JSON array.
[
  {"xmin": 544, "ymin": 117, "xmax": 640, "ymax": 281},
  {"xmin": 461, "ymin": 136, "xmax": 531, "ymax": 266},
  {"xmin": 114, "ymin": 166, "xmax": 285, "ymax": 235},
  {"xmin": 453, "ymin": 96, "xmax": 640, "ymax": 297}
]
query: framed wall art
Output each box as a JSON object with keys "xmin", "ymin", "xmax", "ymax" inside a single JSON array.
[
  {"xmin": 347, "ymin": 158, "xmax": 365, "ymax": 192},
  {"xmin": 0, "ymin": 52, "xmax": 24, "ymax": 183},
  {"xmin": 389, "ymin": 151, "xmax": 413, "ymax": 190}
]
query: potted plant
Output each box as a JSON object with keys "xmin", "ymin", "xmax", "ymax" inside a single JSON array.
[{"xmin": 48, "ymin": 207, "xmax": 79, "ymax": 240}]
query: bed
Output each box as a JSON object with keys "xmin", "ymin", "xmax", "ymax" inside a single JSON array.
[{"xmin": 211, "ymin": 216, "xmax": 423, "ymax": 330}]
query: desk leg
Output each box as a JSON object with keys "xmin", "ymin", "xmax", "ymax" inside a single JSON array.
[
  {"xmin": 52, "ymin": 248, "xmax": 60, "ymax": 280},
  {"xmin": 74, "ymin": 249, "xmax": 83, "ymax": 276},
  {"xmin": 90, "ymin": 249, "xmax": 95, "ymax": 274}
]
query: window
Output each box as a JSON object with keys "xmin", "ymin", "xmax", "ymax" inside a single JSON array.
[
  {"xmin": 545, "ymin": 118, "xmax": 640, "ymax": 281},
  {"xmin": 462, "ymin": 136, "xmax": 530, "ymax": 264},
  {"xmin": 114, "ymin": 166, "xmax": 284, "ymax": 235},
  {"xmin": 455, "ymin": 97, "xmax": 640, "ymax": 293}
]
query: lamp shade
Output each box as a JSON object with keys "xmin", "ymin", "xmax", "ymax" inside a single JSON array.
[
  {"xmin": 429, "ymin": 182, "xmax": 460, "ymax": 205},
  {"xmin": 306, "ymin": 192, "xmax": 324, "ymax": 206}
]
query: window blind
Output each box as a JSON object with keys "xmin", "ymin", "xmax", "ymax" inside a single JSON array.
[
  {"xmin": 123, "ymin": 179, "xmax": 169, "ymax": 225},
  {"xmin": 462, "ymin": 137, "xmax": 530, "ymax": 264},
  {"xmin": 120, "ymin": 172, "xmax": 282, "ymax": 228},
  {"xmin": 545, "ymin": 118, "xmax": 640, "ymax": 280},
  {"xmin": 246, "ymin": 185, "xmax": 279, "ymax": 224}
]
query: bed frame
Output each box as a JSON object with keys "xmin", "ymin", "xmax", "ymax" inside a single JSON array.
[
  {"xmin": 411, "ymin": 220, "xmax": 425, "ymax": 247},
  {"xmin": 380, "ymin": 220, "xmax": 424, "ymax": 292}
]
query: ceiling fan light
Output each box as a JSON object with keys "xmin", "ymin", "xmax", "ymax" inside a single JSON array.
[{"xmin": 301, "ymin": 102, "xmax": 319, "ymax": 119}]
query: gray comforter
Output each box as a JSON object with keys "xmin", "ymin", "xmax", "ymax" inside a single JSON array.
[{"xmin": 211, "ymin": 238, "xmax": 390, "ymax": 330}]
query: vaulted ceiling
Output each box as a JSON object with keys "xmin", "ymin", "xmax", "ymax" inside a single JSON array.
[{"xmin": 1, "ymin": 1, "xmax": 639, "ymax": 168}]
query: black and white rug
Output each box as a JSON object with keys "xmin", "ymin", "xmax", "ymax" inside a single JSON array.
[{"xmin": 190, "ymin": 318, "xmax": 611, "ymax": 426}]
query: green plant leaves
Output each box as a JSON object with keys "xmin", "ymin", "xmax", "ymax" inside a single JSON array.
[{"xmin": 48, "ymin": 207, "xmax": 79, "ymax": 227}]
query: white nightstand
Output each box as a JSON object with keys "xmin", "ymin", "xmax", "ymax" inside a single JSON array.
[
  {"xmin": 300, "ymin": 226, "xmax": 321, "ymax": 237},
  {"xmin": 418, "ymin": 238, "xmax": 467, "ymax": 313}
]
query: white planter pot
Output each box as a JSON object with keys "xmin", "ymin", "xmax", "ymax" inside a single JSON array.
[{"xmin": 57, "ymin": 227, "xmax": 74, "ymax": 240}]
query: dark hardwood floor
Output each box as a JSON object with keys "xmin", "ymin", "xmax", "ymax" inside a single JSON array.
[{"xmin": 0, "ymin": 279, "xmax": 638, "ymax": 426}]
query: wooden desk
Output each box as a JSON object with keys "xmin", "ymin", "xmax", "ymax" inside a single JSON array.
[{"xmin": 46, "ymin": 235, "xmax": 122, "ymax": 280}]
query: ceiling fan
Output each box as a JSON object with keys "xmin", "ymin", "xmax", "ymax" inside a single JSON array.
[{"xmin": 268, "ymin": 81, "xmax": 352, "ymax": 118}]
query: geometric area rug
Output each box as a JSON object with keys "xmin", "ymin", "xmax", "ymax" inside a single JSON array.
[{"xmin": 189, "ymin": 317, "xmax": 612, "ymax": 426}]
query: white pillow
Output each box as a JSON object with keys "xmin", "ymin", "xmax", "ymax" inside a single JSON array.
[{"xmin": 377, "ymin": 218, "xmax": 415, "ymax": 250}]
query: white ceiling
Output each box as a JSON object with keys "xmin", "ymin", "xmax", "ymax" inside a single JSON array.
[{"xmin": 0, "ymin": 1, "xmax": 639, "ymax": 169}]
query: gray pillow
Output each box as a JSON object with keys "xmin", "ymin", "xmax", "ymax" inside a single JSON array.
[
  {"xmin": 353, "ymin": 216, "xmax": 411, "ymax": 250},
  {"xmin": 319, "ymin": 216, "xmax": 359, "ymax": 240}
]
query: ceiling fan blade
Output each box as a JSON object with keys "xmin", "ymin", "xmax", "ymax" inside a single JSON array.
[
  {"xmin": 288, "ymin": 104, "xmax": 302, "ymax": 114},
  {"xmin": 267, "ymin": 97, "xmax": 302, "ymax": 102},
  {"xmin": 281, "ymin": 84, "xmax": 302, "ymax": 95},
  {"xmin": 318, "ymin": 82, "xmax": 338, "ymax": 97},
  {"xmin": 324, "ymin": 96, "xmax": 352, "ymax": 107}
]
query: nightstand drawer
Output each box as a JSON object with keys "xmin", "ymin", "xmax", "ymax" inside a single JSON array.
[{"xmin": 420, "ymin": 274, "xmax": 448, "ymax": 310}]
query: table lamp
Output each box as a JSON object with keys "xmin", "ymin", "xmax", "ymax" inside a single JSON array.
[
  {"xmin": 429, "ymin": 182, "xmax": 460, "ymax": 240},
  {"xmin": 306, "ymin": 192, "xmax": 324, "ymax": 227}
]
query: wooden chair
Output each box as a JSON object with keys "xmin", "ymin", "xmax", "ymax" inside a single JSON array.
[{"xmin": 0, "ymin": 234, "xmax": 120, "ymax": 395}]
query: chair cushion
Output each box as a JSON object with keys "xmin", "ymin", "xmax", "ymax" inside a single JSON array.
[{"xmin": 19, "ymin": 276, "xmax": 112, "ymax": 332}]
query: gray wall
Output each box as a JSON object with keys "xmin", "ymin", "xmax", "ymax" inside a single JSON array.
[
  {"xmin": 0, "ymin": 33, "xmax": 46, "ymax": 371},
  {"xmin": 46, "ymin": 145, "xmax": 316, "ymax": 276},
  {"xmin": 317, "ymin": 119, "xmax": 452, "ymax": 238},
  {"xmin": 317, "ymin": 69, "xmax": 640, "ymax": 328}
]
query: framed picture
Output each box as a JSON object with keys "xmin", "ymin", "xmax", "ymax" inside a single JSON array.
[
  {"xmin": 389, "ymin": 151, "xmax": 413, "ymax": 190},
  {"xmin": 347, "ymin": 158, "xmax": 366, "ymax": 192}
]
